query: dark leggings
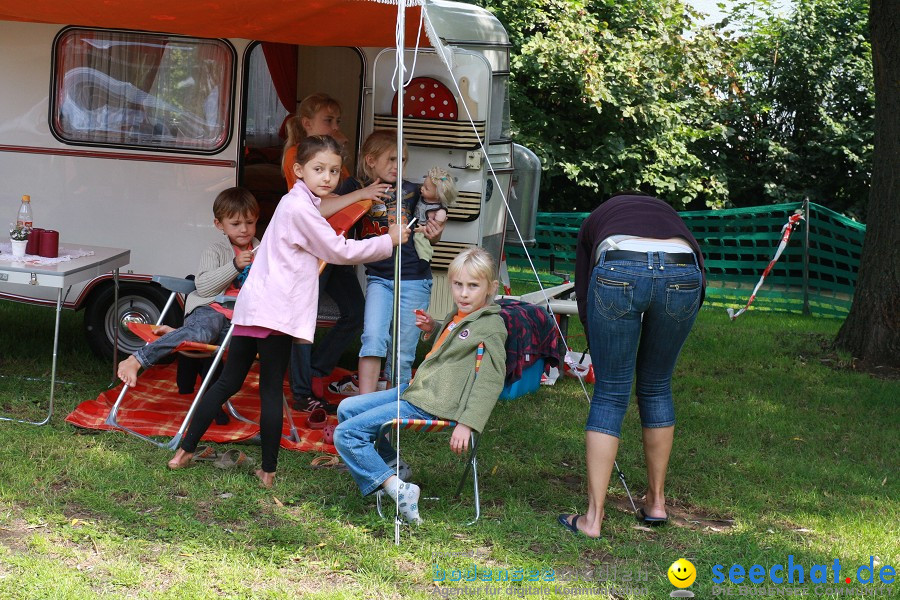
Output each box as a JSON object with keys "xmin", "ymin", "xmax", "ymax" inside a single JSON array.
[{"xmin": 181, "ymin": 334, "xmax": 293, "ymax": 473}]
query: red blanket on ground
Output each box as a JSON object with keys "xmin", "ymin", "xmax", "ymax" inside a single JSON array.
[{"xmin": 65, "ymin": 362, "xmax": 342, "ymax": 455}]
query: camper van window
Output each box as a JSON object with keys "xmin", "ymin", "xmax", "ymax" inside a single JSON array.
[{"xmin": 52, "ymin": 29, "xmax": 234, "ymax": 152}]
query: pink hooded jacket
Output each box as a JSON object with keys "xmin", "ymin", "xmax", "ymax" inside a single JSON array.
[{"xmin": 232, "ymin": 181, "xmax": 393, "ymax": 342}]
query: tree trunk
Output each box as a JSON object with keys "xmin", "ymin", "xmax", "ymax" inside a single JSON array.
[{"xmin": 834, "ymin": 0, "xmax": 900, "ymax": 368}]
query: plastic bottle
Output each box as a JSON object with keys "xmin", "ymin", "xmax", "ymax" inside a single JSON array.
[{"xmin": 16, "ymin": 195, "xmax": 33, "ymax": 229}]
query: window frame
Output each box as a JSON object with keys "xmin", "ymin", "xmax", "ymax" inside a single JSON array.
[{"xmin": 49, "ymin": 26, "xmax": 237, "ymax": 155}]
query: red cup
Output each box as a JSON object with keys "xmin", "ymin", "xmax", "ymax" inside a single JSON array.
[
  {"xmin": 38, "ymin": 229, "xmax": 59, "ymax": 258},
  {"xmin": 25, "ymin": 227, "xmax": 44, "ymax": 255}
]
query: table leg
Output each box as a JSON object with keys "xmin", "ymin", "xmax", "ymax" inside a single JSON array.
[
  {"xmin": 112, "ymin": 268, "xmax": 120, "ymax": 382},
  {"xmin": 0, "ymin": 287, "xmax": 60, "ymax": 426}
]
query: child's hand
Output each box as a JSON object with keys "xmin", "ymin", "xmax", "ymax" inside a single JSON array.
[
  {"xmin": 450, "ymin": 424, "xmax": 472, "ymax": 455},
  {"xmin": 361, "ymin": 178, "xmax": 393, "ymax": 201},
  {"xmin": 414, "ymin": 308, "xmax": 435, "ymax": 333},
  {"xmin": 387, "ymin": 223, "xmax": 410, "ymax": 246},
  {"xmin": 234, "ymin": 249, "xmax": 253, "ymax": 269},
  {"xmin": 422, "ymin": 214, "xmax": 446, "ymax": 243}
]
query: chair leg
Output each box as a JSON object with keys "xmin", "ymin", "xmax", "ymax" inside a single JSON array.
[
  {"xmin": 454, "ymin": 432, "xmax": 481, "ymax": 525},
  {"xmin": 165, "ymin": 323, "xmax": 234, "ymax": 450},
  {"xmin": 105, "ymin": 291, "xmax": 184, "ymax": 449}
]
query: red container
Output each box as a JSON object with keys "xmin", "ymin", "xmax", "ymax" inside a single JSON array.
[
  {"xmin": 38, "ymin": 229, "xmax": 59, "ymax": 258},
  {"xmin": 25, "ymin": 227, "xmax": 44, "ymax": 255}
]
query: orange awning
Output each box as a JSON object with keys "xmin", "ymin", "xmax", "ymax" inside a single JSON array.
[{"xmin": 0, "ymin": 0, "xmax": 428, "ymax": 47}]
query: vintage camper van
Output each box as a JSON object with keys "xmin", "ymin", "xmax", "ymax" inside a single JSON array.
[{"xmin": 0, "ymin": 0, "xmax": 534, "ymax": 358}]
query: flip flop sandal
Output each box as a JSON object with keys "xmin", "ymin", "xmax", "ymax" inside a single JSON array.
[
  {"xmin": 636, "ymin": 508, "xmax": 669, "ymax": 526},
  {"xmin": 213, "ymin": 449, "xmax": 254, "ymax": 470},
  {"xmin": 190, "ymin": 445, "xmax": 221, "ymax": 463},
  {"xmin": 309, "ymin": 455, "xmax": 348, "ymax": 471},
  {"xmin": 306, "ymin": 407, "xmax": 328, "ymax": 430}
]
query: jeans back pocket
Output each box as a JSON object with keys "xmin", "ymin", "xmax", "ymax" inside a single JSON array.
[
  {"xmin": 593, "ymin": 276, "xmax": 634, "ymax": 320},
  {"xmin": 665, "ymin": 280, "xmax": 701, "ymax": 322}
]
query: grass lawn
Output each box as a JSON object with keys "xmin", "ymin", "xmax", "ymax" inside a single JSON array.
[{"xmin": 0, "ymin": 296, "xmax": 897, "ymax": 599}]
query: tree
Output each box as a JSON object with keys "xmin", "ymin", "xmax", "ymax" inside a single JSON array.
[
  {"xmin": 718, "ymin": 0, "xmax": 874, "ymax": 218},
  {"xmin": 477, "ymin": 0, "xmax": 736, "ymax": 210},
  {"xmin": 834, "ymin": 0, "xmax": 899, "ymax": 369}
]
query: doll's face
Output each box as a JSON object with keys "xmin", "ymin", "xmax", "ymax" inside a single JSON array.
[{"xmin": 422, "ymin": 177, "xmax": 438, "ymax": 202}]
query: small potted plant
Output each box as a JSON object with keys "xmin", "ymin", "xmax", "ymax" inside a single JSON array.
[{"xmin": 8, "ymin": 224, "xmax": 29, "ymax": 258}]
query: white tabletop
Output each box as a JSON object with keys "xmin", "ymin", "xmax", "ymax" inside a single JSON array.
[{"xmin": 0, "ymin": 244, "xmax": 130, "ymax": 288}]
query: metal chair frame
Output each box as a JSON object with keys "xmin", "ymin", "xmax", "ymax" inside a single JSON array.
[
  {"xmin": 374, "ymin": 418, "xmax": 481, "ymax": 525},
  {"xmin": 104, "ymin": 275, "xmax": 299, "ymax": 449}
]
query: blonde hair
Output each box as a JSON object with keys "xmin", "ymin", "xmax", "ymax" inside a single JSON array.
[
  {"xmin": 448, "ymin": 247, "xmax": 498, "ymax": 305},
  {"xmin": 359, "ymin": 129, "xmax": 407, "ymax": 181},
  {"xmin": 283, "ymin": 93, "xmax": 342, "ymax": 150},
  {"xmin": 426, "ymin": 166, "xmax": 458, "ymax": 208}
]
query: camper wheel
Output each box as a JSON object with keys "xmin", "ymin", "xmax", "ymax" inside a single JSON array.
[{"xmin": 83, "ymin": 283, "xmax": 181, "ymax": 360}]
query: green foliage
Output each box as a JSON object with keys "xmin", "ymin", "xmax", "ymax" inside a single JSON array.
[
  {"xmin": 478, "ymin": 0, "xmax": 736, "ymax": 210},
  {"xmin": 718, "ymin": 0, "xmax": 873, "ymax": 218},
  {"xmin": 476, "ymin": 0, "xmax": 874, "ymax": 218}
]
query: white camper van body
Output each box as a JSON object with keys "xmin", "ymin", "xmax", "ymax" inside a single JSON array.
[{"xmin": 0, "ymin": 0, "xmax": 521, "ymax": 357}]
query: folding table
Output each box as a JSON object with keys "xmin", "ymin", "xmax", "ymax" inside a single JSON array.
[{"xmin": 0, "ymin": 244, "xmax": 130, "ymax": 425}]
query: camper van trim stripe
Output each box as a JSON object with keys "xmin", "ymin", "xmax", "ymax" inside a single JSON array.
[{"xmin": 0, "ymin": 145, "xmax": 236, "ymax": 168}]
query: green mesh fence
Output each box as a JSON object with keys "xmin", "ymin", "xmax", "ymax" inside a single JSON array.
[{"xmin": 504, "ymin": 202, "xmax": 865, "ymax": 318}]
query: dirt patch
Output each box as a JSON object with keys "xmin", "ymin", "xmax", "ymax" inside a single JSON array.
[
  {"xmin": 0, "ymin": 517, "xmax": 40, "ymax": 552},
  {"xmin": 607, "ymin": 495, "xmax": 735, "ymax": 532}
]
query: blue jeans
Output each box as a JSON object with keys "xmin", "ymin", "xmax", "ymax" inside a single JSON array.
[
  {"xmin": 134, "ymin": 305, "xmax": 229, "ymax": 368},
  {"xmin": 586, "ymin": 251, "xmax": 702, "ymax": 437},
  {"xmin": 333, "ymin": 384, "xmax": 433, "ymax": 496},
  {"xmin": 359, "ymin": 275, "xmax": 432, "ymax": 385}
]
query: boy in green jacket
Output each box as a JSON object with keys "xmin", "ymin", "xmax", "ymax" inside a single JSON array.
[{"xmin": 334, "ymin": 248, "xmax": 507, "ymax": 524}]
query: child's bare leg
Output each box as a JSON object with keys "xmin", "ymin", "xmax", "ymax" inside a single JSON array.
[
  {"xmin": 254, "ymin": 469, "xmax": 275, "ymax": 488},
  {"xmin": 167, "ymin": 449, "xmax": 194, "ymax": 470},
  {"xmin": 357, "ymin": 356, "xmax": 382, "ymax": 395},
  {"xmin": 117, "ymin": 355, "xmax": 142, "ymax": 387}
]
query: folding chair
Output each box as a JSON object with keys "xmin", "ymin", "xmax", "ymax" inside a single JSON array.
[
  {"xmin": 104, "ymin": 275, "xmax": 300, "ymax": 450},
  {"xmin": 375, "ymin": 418, "xmax": 482, "ymax": 525}
]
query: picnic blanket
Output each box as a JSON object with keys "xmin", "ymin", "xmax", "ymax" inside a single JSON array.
[{"xmin": 65, "ymin": 362, "xmax": 344, "ymax": 455}]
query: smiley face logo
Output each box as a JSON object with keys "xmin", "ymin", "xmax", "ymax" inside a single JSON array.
[{"xmin": 667, "ymin": 558, "xmax": 696, "ymax": 588}]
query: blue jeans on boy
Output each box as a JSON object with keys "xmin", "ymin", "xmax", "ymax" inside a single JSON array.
[
  {"xmin": 134, "ymin": 305, "xmax": 229, "ymax": 368},
  {"xmin": 359, "ymin": 275, "xmax": 432, "ymax": 385},
  {"xmin": 586, "ymin": 250, "xmax": 702, "ymax": 437},
  {"xmin": 333, "ymin": 384, "xmax": 433, "ymax": 496}
]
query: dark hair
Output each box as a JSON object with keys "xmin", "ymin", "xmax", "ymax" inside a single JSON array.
[
  {"xmin": 609, "ymin": 190, "xmax": 651, "ymax": 199},
  {"xmin": 213, "ymin": 187, "xmax": 259, "ymax": 221},
  {"xmin": 294, "ymin": 135, "xmax": 344, "ymax": 167}
]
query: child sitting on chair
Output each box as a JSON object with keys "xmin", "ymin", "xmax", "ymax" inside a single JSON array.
[
  {"xmin": 414, "ymin": 167, "xmax": 456, "ymax": 263},
  {"xmin": 333, "ymin": 247, "xmax": 507, "ymax": 524},
  {"xmin": 116, "ymin": 187, "xmax": 259, "ymax": 388}
]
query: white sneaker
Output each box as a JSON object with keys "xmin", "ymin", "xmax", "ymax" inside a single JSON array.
[{"xmin": 328, "ymin": 375, "xmax": 389, "ymax": 396}]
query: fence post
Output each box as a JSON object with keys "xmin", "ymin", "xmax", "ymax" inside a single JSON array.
[{"xmin": 802, "ymin": 198, "xmax": 811, "ymax": 315}]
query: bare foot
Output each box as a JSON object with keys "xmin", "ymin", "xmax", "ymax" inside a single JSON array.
[
  {"xmin": 167, "ymin": 449, "xmax": 194, "ymax": 470},
  {"xmin": 117, "ymin": 355, "xmax": 141, "ymax": 387},
  {"xmin": 151, "ymin": 325, "xmax": 175, "ymax": 335},
  {"xmin": 254, "ymin": 469, "xmax": 275, "ymax": 489}
]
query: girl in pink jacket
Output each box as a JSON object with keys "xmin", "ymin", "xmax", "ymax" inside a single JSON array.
[{"xmin": 168, "ymin": 135, "xmax": 409, "ymax": 487}]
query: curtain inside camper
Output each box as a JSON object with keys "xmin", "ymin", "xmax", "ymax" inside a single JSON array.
[{"xmin": 53, "ymin": 29, "xmax": 234, "ymax": 152}]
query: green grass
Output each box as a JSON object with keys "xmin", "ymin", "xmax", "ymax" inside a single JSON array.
[{"xmin": 0, "ymin": 298, "xmax": 897, "ymax": 599}]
